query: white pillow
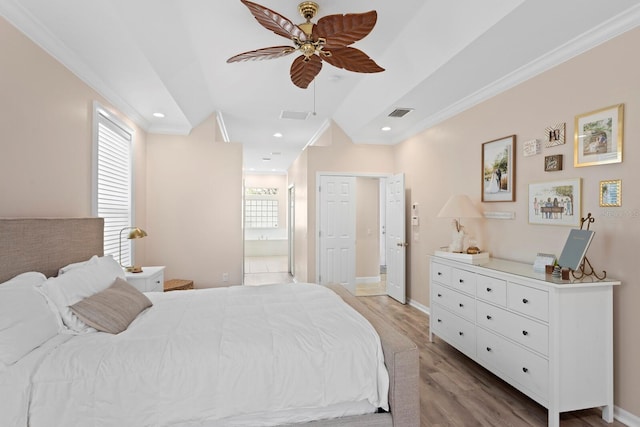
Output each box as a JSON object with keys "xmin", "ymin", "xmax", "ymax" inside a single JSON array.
[
  {"xmin": 0, "ymin": 272, "xmax": 58, "ymax": 368},
  {"xmin": 38, "ymin": 256, "xmax": 125, "ymax": 334},
  {"xmin": 57, "ymin": 255, "xmax": 98, "ymax": 275}
]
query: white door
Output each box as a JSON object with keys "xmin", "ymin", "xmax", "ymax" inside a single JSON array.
[
  {"xmin": 318, "ymin": 175, "xmax": 356, "ymax": 293},
  {"xmin": 386, "ymin": 173, "xmax": 406, "ymax": 303}
]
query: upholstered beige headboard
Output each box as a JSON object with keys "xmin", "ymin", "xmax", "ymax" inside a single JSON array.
[{"xmin": 0, "ymin": 218, "xmax": 104, "ymax": 283}]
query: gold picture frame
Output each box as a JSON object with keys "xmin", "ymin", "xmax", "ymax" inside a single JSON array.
[
  {"xmin": 600, "ymin": 180, "xmax": 621, "ymax": 207},
  {"xmin": 574, "ymin": 104, "xmax": 623, "ymax": 167},
  {"xmin": 482, "ymin": 135, "xmax": 515, "ymax": 202}
]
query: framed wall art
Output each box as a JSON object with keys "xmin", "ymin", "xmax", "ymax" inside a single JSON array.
[
  {"xmin": 545, "ymin": 122, "xmax": 566, "ymax": 147},
  {"xmin": 482, "ymin": 135, "xmax": 515, "ymax": 202},
  {"xmin": 544, "ymin": 154, "xmax": 563, "ymax": 172},
  {"xmin": 600, "ymin": 180, "xmax": 621, "ymax": 207},
  {"xmin": 574, "ymin": 104, "xmax": 623, "ymax": 167},
  {"xmin": 528, "ymin": 178, "xmax": 581, "ymax": 226}
]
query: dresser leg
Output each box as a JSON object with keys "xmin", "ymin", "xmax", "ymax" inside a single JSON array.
[
  {"xmin": 548, "ymin": 409, "xmax": 560, "ymax": 427},
  {"xmin": 602, "ymin": 404, "xmax": 614, "ymax": 423}
]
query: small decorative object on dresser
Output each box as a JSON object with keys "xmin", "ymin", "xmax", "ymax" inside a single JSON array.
[
  {"xmin": 124, "ymin": 266, "xmax": 165, "ymax": 292},
  {"xmin": 430, "ymin": 255, "xmax": 621, "ymax": 427},
  {"xmin": 164, "ymin": 279, "xmax": 194, "ymax": 291},
  {"xmin": 437, "ymin": 194, "xmax": 483, "ymax": 253}
]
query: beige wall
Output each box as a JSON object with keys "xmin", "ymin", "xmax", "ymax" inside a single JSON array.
[
  {"xmin": 356, "ymin": 177, "xmax": 381, "ymax": 278},
  {"xmin": 0, "ymin": 17, "xmax": 148, "ymax": 261},
  {"xmin": 145, "ymin": 117, "xmax": 243, "ymax": 288},
  {"xmin": 396, "ymin": 27, "xmax": 640, "ymax": 417}
]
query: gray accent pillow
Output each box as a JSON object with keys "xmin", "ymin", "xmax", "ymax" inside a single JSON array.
[{"xmin": 69, "ymin": 277, "xmax": 152, "ymax": 334}]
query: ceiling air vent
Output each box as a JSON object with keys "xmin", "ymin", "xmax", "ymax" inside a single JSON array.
[
  {"xmin": 388, "ymin": 108, "xmax": 414, "ymax": 118},
  {"xmin": 280, "ymin": 110, "xmax": 310, "ymax": 120}
]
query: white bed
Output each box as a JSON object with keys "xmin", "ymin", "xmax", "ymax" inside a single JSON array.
[{"xmin": 0, "ymin": 218, "xmax": 418, "ymax": 427}]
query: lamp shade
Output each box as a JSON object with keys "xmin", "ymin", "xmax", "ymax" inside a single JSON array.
[
  {"xmin": 437, "ymin": 195, "xmax": 483, "ymax": 219},
  {"xmin": 127, "ymin": 227, "xmax": 147, "ymax": 239}
]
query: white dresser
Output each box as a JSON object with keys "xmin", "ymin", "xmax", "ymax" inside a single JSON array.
[
  {"xmin": 125, "ymin": 266, "xmax": 165, "ymax": 292},
  {"xmin": 429, "ymin": 255, "xmax": 620, "ymax": 427}
]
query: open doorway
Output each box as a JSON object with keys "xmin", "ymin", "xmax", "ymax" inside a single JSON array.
[
  {"xmin": 243, "ymin": 174, "xmax": 293, "ymax": 286},
  {"xmin": 354, "ymin": 177, "xmax": 387, "ymax": 297}
]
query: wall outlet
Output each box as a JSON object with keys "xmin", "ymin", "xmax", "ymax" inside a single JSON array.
[{"xmin": 222, "ymin": 273, "xmax": 229, "ymax": 282}]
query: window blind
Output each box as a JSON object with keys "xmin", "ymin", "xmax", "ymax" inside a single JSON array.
[{"xmin": 95, "ymin": 110, "xmax": 133, "ymax": 266}]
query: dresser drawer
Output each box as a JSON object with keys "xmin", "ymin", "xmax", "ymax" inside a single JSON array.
[
  {"xmin": 476, "ymin": 274, "xmax": 507, "ymax": 306},
  {"xmin": 431, "ymin": 262, "xmax": 451, "ymax": 285},
  {"xmin": 508, "ymin": 282, "xmax": 549, "ymax": 321},
  {"xmin": 477, "ymin": 301, "xmax": 548, "ymax": 355},
  {"xmin": 477, "ymin": 328, "xmax": 549, "ymax": 399},
  {"xmin": 432, "ymin": 282, "xmax": 476, "ymax": 321},
  {"xmin": 431, "ymin": 304, "xmax": 476, "ymax": 357},
  {"xmin": 451, "ymin": 268, "xmax": 476, "ymax": 295}
]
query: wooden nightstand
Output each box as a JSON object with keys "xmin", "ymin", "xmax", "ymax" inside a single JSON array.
[
  {"xmin": 164, "ymin": 279, "xmax": 194, "ymax": 291},
  {"xmin": 125, "ymin": 266, "xmax": 165, "ymax": 292}
]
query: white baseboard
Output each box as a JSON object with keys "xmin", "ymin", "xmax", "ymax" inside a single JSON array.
[
  {"xmin": 615, "ymin": 406, "xmax": 640, "ymax": 426},
  {"xmin": 409, "ymin": 299, "xmax": 429, "ymax": 316},
  {"xmin": 356, "ymin": 276, "xmax": 381, "ymax": 284}
]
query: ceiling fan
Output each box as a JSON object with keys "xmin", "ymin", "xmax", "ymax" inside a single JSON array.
[{"xmin": 227, "ymin": 0, "xmax": 384, "ymax": 89}]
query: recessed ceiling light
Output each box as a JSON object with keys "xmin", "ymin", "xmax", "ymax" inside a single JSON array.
[
  {"xmin": 270, "ymin": 151, "xmax": 282, "ymax": 156},
  {"xmin": 152, "ymin": 112, "xmax": 165, "ymax": 118},
  {"xmin": 262, "ymin": 157, "xmax": 271, "ymax": 162},
  {"xmin": 381, "ymin": 126, "xmax": 392, "ymax": 131},
  {"xmin": 273, "ymin": 132, "xmax": 283, "ymax": 138}
]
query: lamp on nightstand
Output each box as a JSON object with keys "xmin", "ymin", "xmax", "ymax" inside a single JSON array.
[
  {"xmin": 119, "ymin": 226, "xmax": 147, "ymax": 273},
  {"xmin": 437, "ymin": 194, "xmax": 483, "ymax": 253}
]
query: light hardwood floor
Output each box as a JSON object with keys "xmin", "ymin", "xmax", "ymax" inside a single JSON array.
[{"xmin": 357, "ymin": 295, "xmax": 626, "ymax": 427}]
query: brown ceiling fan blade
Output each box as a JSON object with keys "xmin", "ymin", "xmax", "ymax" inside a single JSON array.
[
  {"xmin": 322, "ymin": 47, "xmax": 384, "ymax": 73},
  {"xmin": 227, "ymin": 46, "xmax": 296, "ymax": 63},
  {"xmin": 314, "ymin": 11, "xmax": 377, "ymax": 48},
  {"xmin": 290, "ymin": 55, "xmax": 322, "ymax": 89},
  {"xmin": 240, "ymin": 0, "xmax": 306, "ymax": 41}
]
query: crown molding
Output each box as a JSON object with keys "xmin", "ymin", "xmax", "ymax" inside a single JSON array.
[
  {"xmin": 393, "ymin": 4, "xmax": 640, "ymax": 145},
  {"xmin": 1, "ymin": 0, "xmax": 151, "ymax": 132}
]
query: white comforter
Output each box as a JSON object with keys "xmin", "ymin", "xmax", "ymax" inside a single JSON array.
[{"xmin": 10, "ymin": 283, "xmax": 389, "ymax": 426}]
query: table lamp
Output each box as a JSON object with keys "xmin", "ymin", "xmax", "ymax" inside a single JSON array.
[
  {"xmin": 437, "ymin": 195, "xmax": 483, "ymax": 252},
  {"xmin": 119, "ymin": 226, "xmax": 147, "ymax": 273}
]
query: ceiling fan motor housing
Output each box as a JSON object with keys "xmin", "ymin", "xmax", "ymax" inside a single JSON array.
[{"xmin": 298, "ymin": 2, "xmax": 319, "ymax": 21}]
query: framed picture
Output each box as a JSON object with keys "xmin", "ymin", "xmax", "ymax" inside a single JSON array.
[
  {"xmin": 574, "ymin": 104, "xmax": 623, "ymax": 167},
  {"xmin": 545, "ymin": 122, "xmax": 566, "ymax": 147},
  {"xmin": 528, "ymin": 178, "xmax": 581, "ymax": 226},
  {"xmin": 600, "ymin": 180, "xmax": 621, "ymax": 207},
  {"xmin": 544, "ymin": 154, "xmax": 563, "ymax": 172},
  {"xmin": 482, "ymin": 135, "xmax": 515, "ymax": 202}
]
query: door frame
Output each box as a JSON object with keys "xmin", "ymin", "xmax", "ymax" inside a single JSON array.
[
  {"xmin": 288, "ymin": 184, "xmax": 295, "ymax": 277},
  {"xmin": 315, "ymin": 172, "xmax": 394, "ymax": 285}
]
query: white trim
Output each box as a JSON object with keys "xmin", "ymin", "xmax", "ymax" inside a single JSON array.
[
  {"xmin": 356, "ymin": 276, "xmax": 381, "ymax": 285},
  {"xmin": 303, "ymin": 119, "xmax": 331, "ymax": 150},
  {"xmin": 0, "ymin": 1, "xmax": 150, "ymax": 132},
  {"xmin": 216, "ymin": 111, "xmax": 230, "ymax": 143},
  {"xmin": 409, "ymin": 299, "xmax": 429, "ymax": 316},
  {"xmin": 393, "ymin": 4, "xmax": 640, "ymax": 145},
  {"xmin": 615, "ymin": 406, "xmax": 640, "ymax": 427}
]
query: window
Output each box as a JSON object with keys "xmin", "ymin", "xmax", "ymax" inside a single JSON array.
[
  {"xmin": 244, "ymin": 187, "xmax": 279, "ymax": 229},
  {"xmin": 92, "ymin": 104, "xmax": 134, "ymax": 266}
]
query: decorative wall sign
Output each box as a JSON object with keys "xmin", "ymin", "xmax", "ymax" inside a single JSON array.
[
  {"xmin": 544, "ymin": 154, "xmax": 563, "ymax": 172},
  {"xmin": 482, "ymin": 135, "xmax": 516, "ymax": 202},
  {"xmin": 574, "ymin": 104, "xmax": 623, "ymax": 167},
  {"xmin": 545, "ymin": 122, "xmax": 566, "ymax": 147},
  {"xmin": 600, "ymin": 180, "xmax": 621, "ymax": 207},
  {"xmin": 523, "ymin": 139, "xmax": 541, "ymax": 157},
  {"xmin": 528, "ymin": 178, "xmax": 581, "ymax": 226}
]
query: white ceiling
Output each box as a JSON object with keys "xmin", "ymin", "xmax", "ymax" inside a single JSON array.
[{"xmin": 2, "ymin": 0, "xmax": 640, "ymax": 173}]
